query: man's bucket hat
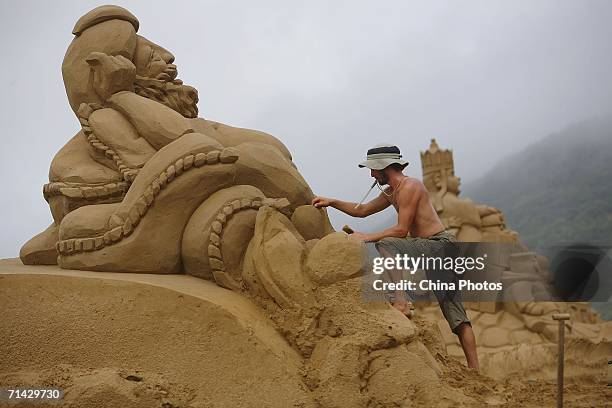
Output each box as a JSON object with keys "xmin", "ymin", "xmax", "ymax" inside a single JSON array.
[{"xmin": 358, "ymin": 144, "xmax": 409, "ymax": 170}]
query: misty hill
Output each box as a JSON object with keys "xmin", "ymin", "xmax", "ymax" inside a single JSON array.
[{"xmin": 463, "ymin": 115, "xmax": 612, "ymax": 251}]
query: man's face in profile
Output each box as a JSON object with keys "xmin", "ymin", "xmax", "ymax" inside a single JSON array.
[{"xmin": 370, "ymin": 169, "xmax": 388, "ymax": 185}]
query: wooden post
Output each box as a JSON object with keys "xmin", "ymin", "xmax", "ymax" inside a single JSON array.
[{"xmin": 552, "ymin": 313, "xmax": 570, "ymax": 408}]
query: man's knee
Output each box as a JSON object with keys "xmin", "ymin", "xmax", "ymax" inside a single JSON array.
[
  {"xmin": 375, "ymin": 237, "xmax": 398, "ymax": 257},
  {"xmin": 377, "ymin": 246, "xmax": 392, "ymax": 258}
]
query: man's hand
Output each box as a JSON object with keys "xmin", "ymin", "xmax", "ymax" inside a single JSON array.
[
  {"xmin": 349, "ymin": 231, "xmax": 370, "ymax": 242},
  {"xmin": 312, "ymin": 196, "xmax": 334, "ymax": 208}
]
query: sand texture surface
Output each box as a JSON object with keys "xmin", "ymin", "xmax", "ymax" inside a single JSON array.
[
  {"xmin": 1, "ymin": 259, "xmax": 610, "ymax": 407},
  {"xmin": 0, "ymin": 259, "xmax": 308, "ymax": 407}
]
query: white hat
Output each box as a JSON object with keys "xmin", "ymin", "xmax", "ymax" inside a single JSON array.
[{"xmin": 358, "ymin": 144, "xmax": 409, "ymax": 170}]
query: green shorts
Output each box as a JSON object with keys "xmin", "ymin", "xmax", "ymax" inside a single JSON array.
[{"xmin": 375, "ymin": 231, "xmax": 471, "ymax": 335}]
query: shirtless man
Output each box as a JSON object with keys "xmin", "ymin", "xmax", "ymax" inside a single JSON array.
[{"xmin": 312, "ymin": 144, "xmax": 479, "ymax": 370}]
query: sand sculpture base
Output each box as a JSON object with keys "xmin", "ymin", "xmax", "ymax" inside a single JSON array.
[
  {"xmin": 2, "ymin": 258, "xmax": 611, "ymax": 407},
  {"xmin": 0, "ymin": 259, "xmax": 309, "ymax": 407}
]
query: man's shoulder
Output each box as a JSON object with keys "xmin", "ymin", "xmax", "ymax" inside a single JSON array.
[
  {"xmin": 406, "ymin": 176, "xmax": 426, "ymax": 187},
  {"xmin": 400, "ymin": 177, "xmax": 426, "ymax": 193},
  {"xmin": 395, "ymin": 178, "xmax": 426, "ymax": 204}
]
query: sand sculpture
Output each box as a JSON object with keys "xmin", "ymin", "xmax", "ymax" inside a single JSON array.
[
  {"xmin": 418, "ymin": 139, "xmax": 611, "ymax": 376},
  {"xmin": 19, "ymin": 5, "xmax": 331, "ymax": 285},
  {"xmin": 421, "ymin": 139, "xmax": 518, "ymax": 244}
]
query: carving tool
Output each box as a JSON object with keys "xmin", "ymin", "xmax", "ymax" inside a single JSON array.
[{"xmin": 342, "ymin": 225, "xmax": 354, "ymax": 234}]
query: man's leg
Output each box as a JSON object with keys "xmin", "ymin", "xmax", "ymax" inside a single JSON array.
[
  {"xmin": 434, "ymin": 290, "xmax": 479, "ymax": 371},
  {"xmin": 456, "ymin": 322, "xmax": 479, "ymax": 370},
  {"xmin": 378, "ymin": 247, "xmax": 413, "ymax": 317}
]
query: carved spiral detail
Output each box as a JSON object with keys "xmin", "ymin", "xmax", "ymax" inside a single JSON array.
[
  {"xmin": 43, "ymin": 181, "xmax": 130, "ymax": 202},
  {"xmin": 57, "ymin": 147, "xmax": 240, "ymax": 256},
  {"xmin": 207, "ymin": 197, "xmax": 290, "ymax": 290},
  {"xmin": 77, "ymin": 102, "xmax": 139, "ymax": 183}
]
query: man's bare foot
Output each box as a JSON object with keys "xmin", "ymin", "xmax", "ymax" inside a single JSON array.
[{"xmin": 392, "ymin": 300, "xmax": 415, "ymax": 318}]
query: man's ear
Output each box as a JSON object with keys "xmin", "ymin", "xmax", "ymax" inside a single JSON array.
[{"xmin": 384, "ymin": 166, "xmax": 396, "ymax": 178}]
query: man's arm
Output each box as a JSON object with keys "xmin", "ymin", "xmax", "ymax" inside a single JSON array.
[
  {"xmin": 312, "ymin": 192, "xmax": 390, "ymax": 218},
  {"xmin": 354, "ymin": 183, "xmax": 418, "ymax": 242}
]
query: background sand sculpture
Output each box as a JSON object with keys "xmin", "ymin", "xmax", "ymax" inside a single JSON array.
[{"xmin": 3, "ymin": 4, "xmax": 611, "ymax": 407}]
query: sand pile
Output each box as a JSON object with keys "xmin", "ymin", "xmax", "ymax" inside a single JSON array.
[
  {"xmin": 0, "ymin": 262, "xmax": 309, "ymax": 407},
  {"xmin": 2, "ymin": 258, "xmax": 610, "ymax": 407},
  {"xmin": 0, "ymin": 258, "xmax": 473, "ymax": 407}
]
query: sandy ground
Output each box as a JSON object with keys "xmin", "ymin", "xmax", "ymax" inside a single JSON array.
[
  {"xmin": 0, "ymin": 259, "xmax": 610, "ymax": 407},
  {"xmin": 0, "ymin": 259, "xmax": 309, "ymax": 407}
]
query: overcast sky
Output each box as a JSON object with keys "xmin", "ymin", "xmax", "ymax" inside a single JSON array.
[{"xmin": 1, "ymin": 0, "xmax": 612, "ymax": 258}]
